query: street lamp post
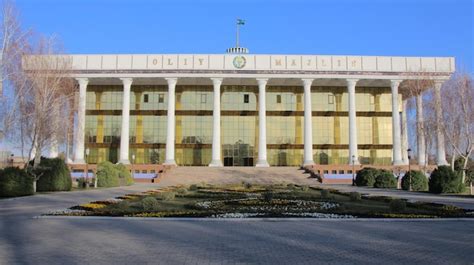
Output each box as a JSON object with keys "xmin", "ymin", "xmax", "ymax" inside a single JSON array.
[
  {"xmin": 10, "ymin": 154, "xmax": 14, "ymax": 167},
  {"xmin": 131, "ymin": 154, "xmax": 136, "ymax": 180},
  {"xmin": 84, "ymin": 148, "xmax": 90, "ymax": 189},
  {"xmin": 407, "ymin": 148, "xmax": 412, "ymax": 191},
  {"xmin": 352, "ymin": 155, "xmax": 356, "ymax": 186}
]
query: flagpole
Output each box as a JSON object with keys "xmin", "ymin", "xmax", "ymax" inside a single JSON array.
[{"xmin": 236, "ymin": 18, "xmax": 240, "ymax": 48}]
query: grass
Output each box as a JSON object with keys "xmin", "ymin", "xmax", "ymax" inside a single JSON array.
[{"xmin": 55, "ymin": 183, "xmax": 472, "ymax": 218}]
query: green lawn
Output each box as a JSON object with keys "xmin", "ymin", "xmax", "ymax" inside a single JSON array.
[{"xmin": 53, "ymin": 183, "xmax": 471, "ymax": 218}]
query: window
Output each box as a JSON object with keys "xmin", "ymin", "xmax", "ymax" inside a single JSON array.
[
  {"xmin": 276, "ymin": 94, "xmax": 282, "ymax": 103},
  {"xmin": 144, "ymin": 94, "xmax": 149, "ymax": 103},
  {"xmin": 201, "ymin": 94, "xmax": 207, "ymax": 103},
  {"xmin": 243, "ymin": 94, "xmax": 249, "ymax": 103},
  {"xmin": 158, "ymin": 93, "xmax": 164, "ymax": 103},
  {"xmin": 328, "ymin": 95, "xmax": 334, "ymax": 104}
]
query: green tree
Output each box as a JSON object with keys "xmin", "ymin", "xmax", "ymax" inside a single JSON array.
[
  {"xmin": 96, "ymin": 161, "xmax": 120, "ymax": 187},
  {"xmin": 0, "ymin": 167, "xmax": 34, "ymax": 197},
  {"xmin": 355, "ymin": 168, "xmax": 378, "ymax": 187},
  {"xmin": 35, "ymin": 158, "xmax": 72, "ymax": 192},
  {"xmin": 429, "ymin": 166, "xmax": 464, "ymax": 194},
  {"xmin": 401, "ymin": 170, "xmax": 428, "ymax": 191},
  {"xmin": 374, "ymin": 170, "xmax": 397, "ymax": 188}
]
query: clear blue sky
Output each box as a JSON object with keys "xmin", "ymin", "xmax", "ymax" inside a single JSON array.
[{"xmin": 15, "ymin": 0, "xmax": 474, "ymax": 72}]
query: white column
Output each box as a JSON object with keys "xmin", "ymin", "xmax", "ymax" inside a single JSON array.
[
  {"xmin": 434, "ymin": 81, "xmax": 448, "ymax": 165},
  {"xmin": 390, "ymin": 80, "xmax": 403, "ymax": 165},
  {"xmin": 401, "ymin": 99, "xmax": 409, "ymax": 165},
  {"xmin": 73, "ymin": 78, "xmax": 88, "ymax": 164},
  {"xmin": 347, "ymin": 79, "xmax": 360, "ymax": 165},
  {"xmin": 50, "ymin": 101, "xmax": 60, "ymax": 158},
  {"xmin": 256, "ymin": 78, "xmax": 269, "ymax": 167},
  {"xmin": 164, "ymin": 77, "xmax": 177, "ymax": 166},
  {"xmin": 119, "ymin": 78, "xmax": 132, "ymax": 164},
  {"xmin": 302, "ymin": 78, "xmax": 315, "ymax": 166},
  {"xmin": 50, "ymin": 141, "xmax": 58, "ymax": 158},
  {"xmin": 209, "ymin": 78, "xmax": 223, "ymax": 167},
  {"xmin": 416, "ymin": 93, "xmax": 426, "ymax": 166}
]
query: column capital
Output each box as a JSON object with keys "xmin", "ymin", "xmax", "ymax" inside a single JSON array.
[
  {"xmin": 210, "ymin": 77, "xmax": 223, "ymax": 86},
  {"xmin": 76, "ymin": 78, "xmax": 89, "ymax": 86},
  {"xmin": 302, "ymin": 78, "xmax": 314, "ymax": 87},
  {"xmin": 165, "ymin": 77, "xmax": 178, "ymax": 86},
  {"xmin": 346, "ymin": 78, "xmax": 359, "ymax": 86},
  {"xmin": 434, "ymin": 79, "xmax": 445, "ymax": 88},
  {"xmin": 119, "ymin": 78, "xmax": 133, "ymax": 86},
  {"xmin": 390, "ymin": 79, "xmax": 403, "ymax": 87},
  {"xmin": 256, "ymin": 78, "xmax": 268, "ymax": 86}
]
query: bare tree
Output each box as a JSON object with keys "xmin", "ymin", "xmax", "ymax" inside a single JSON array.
[
  {"xmin": 6, "ymin": 35, "xmax": 75, "ymax": 191},
  {"xmin": 0, "ymin": 0, "xmax": 29, "ymax": 93},
  {"xmin": 0, "ymin": 0, "xmax": 30, "ymax": 154},
  {"xmin": 400, "ymin": 75, "xmax": 434, "ymax": 168},
  {"xmin": 440, "ymin": 73, "xmax": 474, "ymax": 183},
  {"xmin": 422, "ymin": 89, "xmax": 439, "ymax": 165}
]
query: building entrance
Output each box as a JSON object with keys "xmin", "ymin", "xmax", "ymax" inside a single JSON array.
[{"xmin": 223, "ymin": 142, "xmax": 254, "ymax": 166}]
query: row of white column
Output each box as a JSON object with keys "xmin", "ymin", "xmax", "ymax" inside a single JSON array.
[{"xmin": 72, "ymin": 77, "xmax": 448, "ymax": 167}]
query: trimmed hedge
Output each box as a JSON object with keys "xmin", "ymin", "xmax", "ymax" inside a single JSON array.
[
  {"xmin": 389, "ymin": 199, "xmax": 407, "ymax": 212},
  {"xmin": 116, "ymin": 163, "xmax": 134, "ymax": 186},
  {"xmin": 142, "ymin": 196, "xmax": 159, "ymax": 211},
  {"xmin": 374, "ymin": 170, "xmax": 397, "ymax": 188},
  {"xmin": 96, "ymin": 161, "xmax": 134, "ymax": 188},
  {"xmin": 349, "ymin": 192, "xmax": 361, "ymax": 201},
  {"xmin": 429, "ymin": 166, "xmax": 464, "ymax": 194},
  {"xmin": 355, "ymin": 168, "xmax": 378, "ymax": 187},
  {"xmin": 401, "ymin": 170, "xmax": 428, "ymax": 191},
  {"xmin": 0, "ymin": 167, "xmax": 34, "ymax": 197},
  {"xmin": 96, "ymin": 161, "xmax": 120, "ymax": 187},
  {"xmin": 36, "ymin": 158, "xmax": 72, "ymax": 192}
]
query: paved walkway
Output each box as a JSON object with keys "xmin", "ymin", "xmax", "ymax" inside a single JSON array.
[{"xmin": 0, "ymin": 171, "xmax": 473, "ymax": 264}]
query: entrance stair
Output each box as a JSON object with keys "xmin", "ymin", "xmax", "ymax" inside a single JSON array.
[{"xmin": 159, "ymin": 166, "xmax": 317, "ymax": 187}]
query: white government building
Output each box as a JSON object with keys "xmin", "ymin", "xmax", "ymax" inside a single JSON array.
[{"xmin": 25, "ymin": 52, "xmax": 455, "ymax": 167}]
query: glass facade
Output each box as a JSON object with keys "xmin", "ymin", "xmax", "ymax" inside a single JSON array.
[
  {"xmin": 221, "ymin": 86, "xmax": 257, "ymax": 166},
  {"xmin": 84, "ymin": 84, "xmax": 397, "ymax": 166}
]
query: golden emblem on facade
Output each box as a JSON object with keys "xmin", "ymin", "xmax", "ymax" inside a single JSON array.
[{"xmin": 233, "ymin": 56, "xmax": 246, "ymax": 69}]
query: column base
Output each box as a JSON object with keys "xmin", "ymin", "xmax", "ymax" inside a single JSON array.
[
  {"xmin": 392, "ymin": 160, "xmax": 405, "ymax": 166},
  {"xmin": 436, "ymin": 159, "xmax": 449, "ymax": 166},
  {"xmin": 118, "ymin": 159, "xmax": 130, "ymax": 165},
  {"xmin": 255, "ymin": 160, "xmax": 270, "ymax": 167},
  {"xmin": 303, "ymin": 160, "xmax": 315, "ymax": 167},
  {"xmin": 71, "ymin": 159, "xmax": 86, "ymax": 164},
  {"xmin": 208, "ymin": 160, "xmax": 223, "ymax": 167},
  {"xmin": 164, "ymin": 159, "xmax": 177, "ymax": 166}
]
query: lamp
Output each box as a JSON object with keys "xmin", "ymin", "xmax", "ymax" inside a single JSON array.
[
  {"xmin": 84, "ymin": 148, "xmax": 90, "ymax": 188},
  {"xmin": 407, "ymin": 148, "xmax": 412, "ymax": 191},
  {"xmin": 352, "ymin": 155, "xmax": 356, "ymax": 186}
]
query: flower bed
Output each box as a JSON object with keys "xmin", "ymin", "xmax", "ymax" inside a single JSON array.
[{"xmin": 47, "ymin": 183, "xmax": 472, "ymax": 218}]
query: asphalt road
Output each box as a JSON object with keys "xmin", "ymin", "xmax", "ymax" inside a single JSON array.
[{"xmin": 0, "ymin": 184, "xmax": 473, "ymax": 265}]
